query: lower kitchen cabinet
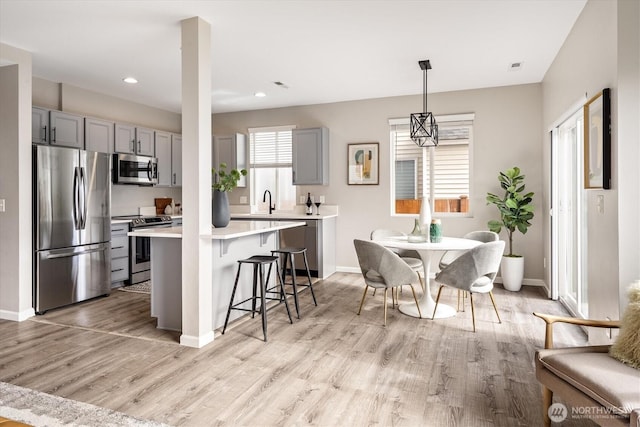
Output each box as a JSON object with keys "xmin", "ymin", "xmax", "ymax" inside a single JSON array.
[
  {"xmin": 111, "ymin": 223, "xmax": 129, "ymax": 286},
  {"xmin": 229, "ymin": 215, "xmax": 336, "ymax": 279}
]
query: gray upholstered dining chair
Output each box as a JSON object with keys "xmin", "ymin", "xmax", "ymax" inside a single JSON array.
[
  {"xmin": 438, "ymin": 230, "xmax": 499, "ymax": 311},
  {"xmin": 438, "ymin": 230, "xmax": 499, "ymax": 270},
  {"xmin": 353, "ymin": 239, "xmax": 422, "ymax": 326},
  {"xmin": 370, "ymin": 229, "xmax": 424, "ymax": 290},
  {"xmin": 432, "ymin": 240, "xmax": 505, "ymax": 332}
]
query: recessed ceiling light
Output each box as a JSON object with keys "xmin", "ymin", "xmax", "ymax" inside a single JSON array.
[
  {"xmin": 254, "ymin": 91, "xmax": 266, "ymax": 97},
  {"xmin": 123, "ymin": 77, "xmax": 138, "ymax": 84},
  {"xmin": 508, "ymin": 62, "xmax": 523, "ymax": 71}
]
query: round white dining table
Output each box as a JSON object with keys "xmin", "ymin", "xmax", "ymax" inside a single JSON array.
[{"xmin": 374, "ymin": 236, "xmax": 481, "ymax": 319}]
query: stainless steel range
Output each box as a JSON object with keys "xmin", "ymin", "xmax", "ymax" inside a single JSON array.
[{"xmin": 112, "ymin": 215, "xmax": 173, "ymax": 284}]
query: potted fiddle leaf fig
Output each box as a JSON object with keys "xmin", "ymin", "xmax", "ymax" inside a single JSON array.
[
  {"xmin": 486, "ymin": 166, "xmax": 534, "ymax": 291},
  {"xmin": 211, "ymin": 162, "xmax": 247, "ymax": 228}
]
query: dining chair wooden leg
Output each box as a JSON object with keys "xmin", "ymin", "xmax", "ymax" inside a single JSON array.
[
  {"xmin": 488, "ymin": 291, "xmax": 502, "ymax": 323},
  {"xmin": 418, "ymin": 274, "xmax": 425, "ymax": 292},
  {"xmin": 392, "ymin": 287, "xmax": 397, "ymax": 308},
  {"xmin": 357, "ymin": 285, "xmax": 369, "ymax": 315},
  {"xmin": 432, "ymin": 285, "xmax": 444, "ymax": 320},
  {"xmin": 457, "ymin": 290, "xmax": 461, "ymax": 312},
  {"xmin": 469, "ymin": 293, "xmax": 476, "ymax": 332},
  {"xmin": 409, "ymin": 284, "xmax": 422, "ymax": 318},
  {"xmin": 383, "ymin": 288, "xmax": 389, "ymax": 326},
  {"xmin": 542, "ymin": 386, "xmax": 553, "ymax": 427}
]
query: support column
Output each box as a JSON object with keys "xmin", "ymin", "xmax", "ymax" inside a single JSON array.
[
  {"xmin": 0, "ymin": 43, "xmax": 34, "ymax": 321},
  {"xmin": 180, "ymin": 17, "xmax": 214, "ymax": 347}
]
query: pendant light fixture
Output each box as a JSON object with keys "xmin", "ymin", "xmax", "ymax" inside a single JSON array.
[{"xmin": 410, "ymin": 59, "xmax": 438, "ymax": 147}]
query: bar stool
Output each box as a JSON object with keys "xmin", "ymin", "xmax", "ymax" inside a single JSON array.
[
  {"xmin": 222, "ymin": 255, "xmax": 292, "ymax": 342},
  {"xmin": 271, "ymin": 247, "xmax": 317, "ymax": 318}
]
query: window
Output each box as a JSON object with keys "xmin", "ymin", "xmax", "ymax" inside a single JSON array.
[
  {"xmin": 390, "ymin": 114, "xmax": 473, "ymax": 215},
  {"xmin": 249, "ymin": 125, "xmax": 296, "ymax": 211}
]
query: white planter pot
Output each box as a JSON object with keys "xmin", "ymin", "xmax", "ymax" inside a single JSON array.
[{"xmin": 501, "ymin": 256, "xmax": 524, "ymax": 292}]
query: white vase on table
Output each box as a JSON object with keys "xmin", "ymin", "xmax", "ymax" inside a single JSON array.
[{"xmin": 419, "ymin": 197, "xmax": 431, "ymax": 241}]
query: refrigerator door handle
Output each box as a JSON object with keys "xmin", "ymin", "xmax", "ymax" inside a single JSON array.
[
  {"xmin": 45, "ymin": 246, "xmax": 106, "ymax": 259},
  {"xmin": 72, "ymin": 166, "xmax": 80, "ymax": 230},
  {"xmin": 80, "ymin": 166, "xmax": 87, "ymax": 229}
]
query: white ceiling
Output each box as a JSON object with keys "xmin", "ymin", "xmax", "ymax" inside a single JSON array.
[{"xmin": 0, "ymin": 0, "xmax": 586, "ymax": 114}]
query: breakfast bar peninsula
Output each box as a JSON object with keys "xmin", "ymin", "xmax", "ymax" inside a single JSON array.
[{"xmin": 128, "ymin": 220, "xmax": 305, "ymax": 336}]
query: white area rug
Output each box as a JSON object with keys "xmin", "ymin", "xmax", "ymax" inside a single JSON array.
[
  {"xmin": 0, "ymin": 382, "xmax": 168, "ymax": 427},
  {"xmin": 119, "ymin": 281, "xmax": 151, "ymax": 294}
]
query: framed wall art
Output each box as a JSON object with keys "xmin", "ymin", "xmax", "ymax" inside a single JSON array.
[
  {"xmin": 584, "ymin": 88, "xmax": 611, "ymax": 189},
  {"xmin": 348, "ymin": 143, "xmax": 379, "ymax": 185}
]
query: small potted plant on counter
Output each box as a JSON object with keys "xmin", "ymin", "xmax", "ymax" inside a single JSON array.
[
  {"xmin": 212, "ymin": 162, "xmax": 247, "ymax": 228},
  {"xmin": 486, "ymin": 166, "xmax": 535, "ymax": 291}
]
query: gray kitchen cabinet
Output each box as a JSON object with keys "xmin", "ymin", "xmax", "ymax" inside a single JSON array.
[
  {"xmin": 32, "ymin": 107, "xmax": 49, "ymax": 144},
  {"xmin": 114, "ymin": 123, "xmax": 136, "ymax": 154},
  {"xmin": 85, "ymin": 117, "xmax": 114, "ymax": 153},
  {"xmin": 155, "ymin": 130, "xmax": 172, "ymax": 186},
  {"xmin": 50, "ymin": 110, "xmax": 84, "ymax": 149},
  {"xmin": 136, "ymin": 127, "xmax": 155, "ymax": 156},
  {"xmin": 114, "ymin": 123, "xmax": 155, "ymax": 156},
  {"xmin": 110, "ymin": 223, "xmax": 129, "ymax": 285},
  {"xmin": 172, "ymin": 134, "xmax": 182, "ymax": 187},
  {"xmin": 212, "ymin": 133, "xmax": 246, "ymax": 187},
  {"xmin": 292, "ymin": 127, "xmax": 329, "ymax": 185}
]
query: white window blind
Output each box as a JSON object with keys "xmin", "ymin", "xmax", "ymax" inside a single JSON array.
[
  {"xmin": 249, "ymin": 126, "xmax": 294, "ymax": 167},
  {"xmin": 395, "ymin": 159, "xmax": 417, "ymax": 199}
]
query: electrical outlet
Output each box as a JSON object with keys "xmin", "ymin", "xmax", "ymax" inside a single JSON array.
[
  {"xmin": 597, "ymin": 195, "xmax": 604, "ymax": 214},
  {"xmin": 0, "ymin": 199, "xmax": 5, "ymax": 213},
  {"xmin": 239, "ymin": 196, "xmax": 248, "ymax": 204}
]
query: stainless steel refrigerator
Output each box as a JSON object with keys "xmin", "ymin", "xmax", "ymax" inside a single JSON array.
[{"xmin": 33, "ymin": 145, "xmax": 112, "ymax": 313}]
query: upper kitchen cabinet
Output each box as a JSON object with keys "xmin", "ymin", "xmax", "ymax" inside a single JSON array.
[
  {"xmin": 32, "ymin": 107, "xmax": 49, "ymax": 144},
  {"xmin": 171, "ymin": 134, "xmax": 182, "ymax": 187},
  {"xmin": 49, "ymin": 111, "xmax": 84, "ymax": 149},
  {"xmin": 85, "ymin": 117, "xmax": 114, "ymax": 153},
  {"xmin": 155, "ymin": 131, "xmax": 172, "ymax": 187},
  {"xmin": 292, "ymin": 127, "xmax": 329, "ymax": 185},
  {"xmin": 114, "ymin": 124, "xmax": 155, "ymax": 156},
  {"xmin": 213, "ymin": 133, "xmax": 247, "ymax": 187}
]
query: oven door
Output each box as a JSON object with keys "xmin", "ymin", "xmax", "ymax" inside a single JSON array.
[
  {"xmin": 129, "ymin": 224, "xmax": 170, "ymax": 284},
  {"xmin": 113, "ymin": 153, "xmax": 158, "ymax": 185}
]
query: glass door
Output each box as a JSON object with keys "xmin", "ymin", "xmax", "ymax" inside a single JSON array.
[{"xmin": 551, "ymin": 108, "xmax": 588, "ymax": 317}]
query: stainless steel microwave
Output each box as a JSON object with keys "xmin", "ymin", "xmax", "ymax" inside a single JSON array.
[{"xmin": 112, "ymin": 153, "xmax": 158, "ymax": 185}]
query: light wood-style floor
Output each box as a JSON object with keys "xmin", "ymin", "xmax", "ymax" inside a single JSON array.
[{"xmin": 0, "ymin": 273, "xmax": 591, "ymax": 426}]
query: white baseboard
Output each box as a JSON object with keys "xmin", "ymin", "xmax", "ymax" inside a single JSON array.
[
  {"xmin": 0, "ymin": 307, "xmax": 35, "ymax": 321},
  {"xmin": 337, "ymin": 266, "xmax": 361, "ymax": 274},
  {"xmin": 338, "ymin": 267, "xmax": 550, "ymax": 293},
  {"xmin": 180, "ymin": 331, "xmax": 215, "ymax": 348}
]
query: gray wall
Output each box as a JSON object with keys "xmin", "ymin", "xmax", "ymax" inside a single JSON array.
[
  {"xmin": 0, "ymin": 44, "xmax": 33, "ymax": 321},
  {"xmin": 214, "ymin": 83, "xmax": 544, "ymax": 278}
]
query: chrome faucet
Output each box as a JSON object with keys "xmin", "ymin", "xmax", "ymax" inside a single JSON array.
[{"xmin": 263, "ymin": 190, "xmax": 275, "ymax": 214}]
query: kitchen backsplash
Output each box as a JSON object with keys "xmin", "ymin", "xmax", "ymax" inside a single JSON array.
[{"xmin": 111, "ymin": 185, "xmax": 181, "ymax": 216}]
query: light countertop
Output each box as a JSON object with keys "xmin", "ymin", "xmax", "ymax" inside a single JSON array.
[
  {"xmin": 128, "ymin": 220, "xmax": 305, "ymax": 240},
  {"xmin": 231, "ymin": 212, "xmax": 337, "ymax": 220}
]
